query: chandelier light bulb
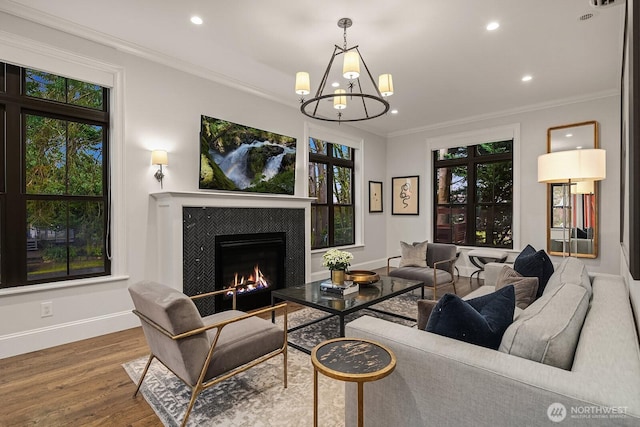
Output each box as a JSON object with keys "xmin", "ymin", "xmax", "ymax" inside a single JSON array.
[
  {"xmin": 295, "ymin": 72, "xmax": 310, "ymax": 96},
  {"xmin": 334, "ymin": 89, "xmax": 347, "ymax": 110},
  {"xmin": 378, "ymin": 74, "xmax": 394, "ymax": 97},
  {"xmin": 342, "ymin": 51, "xmax": 360, "ymax": 80}
]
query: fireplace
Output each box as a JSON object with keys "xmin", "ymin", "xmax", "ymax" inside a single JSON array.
[
  {"xmin": 182, "ymin": 206, "xmax": 307, "ymax": 316},
  {"xmin": 214, "ymin": 232, "xmax": 285, "ymax": 311}
]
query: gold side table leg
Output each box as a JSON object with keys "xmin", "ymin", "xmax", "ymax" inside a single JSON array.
[
  {"xmin": 313, "ymin": 368, "xmax": 318, "ymax": 427},
  {"xmin": 357, "ymin": 381, "xmax": 364, "ymax": 427}
]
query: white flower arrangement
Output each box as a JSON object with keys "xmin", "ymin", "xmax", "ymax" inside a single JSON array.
[{"xmin": 322, "ymin": 249, "xmax": 353, "ymax": 271}]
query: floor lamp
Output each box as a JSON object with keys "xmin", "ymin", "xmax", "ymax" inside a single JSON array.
[{"xmin": 537, "ymin": 149, "xmax": 606, "ymax": 257}]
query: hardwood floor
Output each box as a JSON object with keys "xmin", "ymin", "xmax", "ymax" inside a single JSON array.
[
  {"xmin": 0, "ymin": 274, "xmax": 482, "ymax": 426},
  {"xmin": 0, "ymin": 327, "xmax": 159, "ymax": 426}
]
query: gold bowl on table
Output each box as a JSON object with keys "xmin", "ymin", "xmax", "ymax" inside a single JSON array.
[{"xmin": 346, "ymin": 270, "xmax": 380, "ymax": 285}]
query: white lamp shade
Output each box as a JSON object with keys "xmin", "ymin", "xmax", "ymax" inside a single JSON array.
[
  {"xmin": 378, "ymin": 74, "xmax": 394, "ymax": 96},
  {"xmin": 537, "ymin": 148, "xmax": 606, "ymax": 183},
  {"xmin": 333, "ymin": 89, "xmax": 347, "ymax": 109},
  {"xmin": 295, "ymin": 71, "xmax": 310, "ymax": 95},
  {"xmin": 342, "ymin": 51, "xmax": 360, "ymax": 79},
  {"xmin": 571, "ymin": 180, "xmax": 595, "ymax": 194},
  {"xmin": 151, "ymin": 150, "xmax": 168, "ymax": 166}
]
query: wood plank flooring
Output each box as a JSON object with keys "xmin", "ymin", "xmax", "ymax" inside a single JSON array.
[{"xmin": 0, "ymin": 274, "xmax": 482, "ymax": 426}]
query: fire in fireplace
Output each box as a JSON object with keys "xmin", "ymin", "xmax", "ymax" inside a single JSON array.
[
  {"xmin": 226, "ymin": 264, "xmax": 270, "ymax": 297},
  {"xmin": 215, "ymin": 232, "xmax": 286, "ymax": 312}
]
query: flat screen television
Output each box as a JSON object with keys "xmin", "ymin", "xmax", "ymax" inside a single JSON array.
[{"xmin": 199, "ymin": 115, "xmax": 297, "ymax": 195}]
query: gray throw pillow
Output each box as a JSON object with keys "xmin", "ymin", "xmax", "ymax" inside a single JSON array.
[
  {"xmin": 399, "ymin": 240, "xmax": 428, "ymax": 268},
  {"xmin": 499, "ymin": 282, "xmax": 589, "ymax": 370},
  {"xmin": 496, "ymin": 265, "xmax": 539, "ymax": 309}
]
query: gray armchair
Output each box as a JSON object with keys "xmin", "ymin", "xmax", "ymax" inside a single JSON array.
[
  {"xmin": 387, "ymin": 242, "xmax": 457, "ymax": 300},
  {"xmin": 129, "ymin": 280, "xmax": 288, "ymax": 427}
]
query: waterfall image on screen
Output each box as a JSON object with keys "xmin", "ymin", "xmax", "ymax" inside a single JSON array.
[{"xmin": 199, "ymin": 115, "xmax": 297, "ymax": 194}]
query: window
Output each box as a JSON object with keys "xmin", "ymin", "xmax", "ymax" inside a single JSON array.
[
  {"xmin": 434, "ymin": 140, "xmax": 513, "ymax": 248},
  {"xmin": 0, "ymin": 63, "xmax": 110, "ymax": 287},
  {"xmin": 308, "ymin": 137, "xmax": 355, "ymax": 249}
]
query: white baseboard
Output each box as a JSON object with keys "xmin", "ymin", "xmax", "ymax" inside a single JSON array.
[{"xmin": 0, "ymin": 311, "xmax": 139, "ymax": 359}]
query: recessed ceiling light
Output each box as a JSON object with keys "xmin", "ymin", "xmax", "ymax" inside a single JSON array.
[
  {"xmin": 390, "ymin": 109, "xmax": 398, "ymax": 115},
  {"xmin": 521, "ymin": 75, "xmax": 533, "ymax": 82},
  {"xmin": 566, "ymin": 133, "xmax": 574, "ymax": 138},
  {"xmin": 190, "ymin": 16, "xmax": 203, "ymax": 25},
  {"xmin": 331, "ymin": 82, "xmax": 340, "ymax": 88},
  {"xmin": 576, "ymin": 146, "xmax": 583, "ymax": 149},
  {"xmin": 486, "ymin": 22, "xmax": 500, "ymax": 31}
]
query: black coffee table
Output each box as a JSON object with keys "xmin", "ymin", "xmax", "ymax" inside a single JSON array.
[{"xmin": 271, "ymin": 275, "xmax": 423, "ymax": 354}]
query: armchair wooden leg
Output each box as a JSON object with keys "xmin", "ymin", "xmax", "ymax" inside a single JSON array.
[
  {"xmin": 283, "ymin": 348, "xmax": 288, "ymax": 389},
  {"xmin": 433, "ymin": 286, "xmax": 437, "ymax": 300},
  {"xmin": 452, "ymin": 281, "xmax": 457, "ymax": 295},
  {"xmin": 133, "ymin": 354, "xmax": 155, "ymax": 397},
  {"xmin": 182, "ymin": 388, "xmax": 201, "ymax": 427}
]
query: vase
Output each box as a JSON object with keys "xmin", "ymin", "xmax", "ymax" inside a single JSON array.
[{"xmin": 331, "ymin": 269, "xmax": 346, "ymax": 285}]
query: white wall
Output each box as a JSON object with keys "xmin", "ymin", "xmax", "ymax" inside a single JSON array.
[
  {"xmin": 0, "ymin": 12, "xmax": 386, "ymax": 358},
  {"xmin": 385, "ymin": 95, "xmax": 621, "ymax": 276}
]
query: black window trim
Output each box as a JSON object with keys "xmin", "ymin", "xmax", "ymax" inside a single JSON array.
[
  {"xmin": 0, "ymin": 62, "xmax": 111, "ymax": 288},
  {"xmin": 433, "ymin": 140, "xmax": 514, "ymax": 249},
  {"xmin": 309, "ymin": 138, "xmax": 356, "ymax": 250}
]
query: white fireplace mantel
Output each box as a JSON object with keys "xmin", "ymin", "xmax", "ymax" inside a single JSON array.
[{"xmin": 150, "ymin": 191, "xmax": 313, "ymax": 291}]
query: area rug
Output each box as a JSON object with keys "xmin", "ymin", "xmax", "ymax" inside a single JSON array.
[{"xmin": 123, "ymin": 292, "xmax": 419, "ymax": 427}]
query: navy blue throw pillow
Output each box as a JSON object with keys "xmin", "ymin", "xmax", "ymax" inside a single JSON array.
[
  {"xmin": 426, "ymin": 285, "xmax": 515, "ymax": 350},
  {"xmin": 513, "ymin": 244, "xmax": 554, "ymax": 297}
]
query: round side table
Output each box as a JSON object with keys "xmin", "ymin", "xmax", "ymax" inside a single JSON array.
[{"xmin": 311, "ymin": 337, "xmax": 396, "ymax": 427}]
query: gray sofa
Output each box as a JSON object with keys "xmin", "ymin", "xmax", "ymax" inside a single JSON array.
[{"xmin": 345, "ymin": 259, "xmax": 640, "ymax": 426}]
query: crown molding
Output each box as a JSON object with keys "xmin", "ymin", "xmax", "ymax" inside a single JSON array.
[
  {"xmin": 388, "ymin": 89, "xmax": 619, "ymax": 138},
  {"xmin": 0, "ymin": 1, "xmax": 292, "ymax": 108}
]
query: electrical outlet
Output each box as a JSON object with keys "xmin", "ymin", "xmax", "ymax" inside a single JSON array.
[{"xmin": 41, "ymin": 301, "xmax": 53, "ymax": 318}]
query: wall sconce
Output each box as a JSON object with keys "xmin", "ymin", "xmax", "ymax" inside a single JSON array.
[{"xmin": 151, "ymin": 150, "xmax": 168, "ymax": 189}]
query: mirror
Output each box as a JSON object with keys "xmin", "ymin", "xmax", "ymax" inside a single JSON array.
[{"xmin": 546, "ymin": 121, "xmax": 598, "ymax": 258}]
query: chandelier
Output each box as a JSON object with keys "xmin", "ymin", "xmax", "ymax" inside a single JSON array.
[{"xmin": 294, "ymin": 18, "xmax": 394, "ymax": 123}]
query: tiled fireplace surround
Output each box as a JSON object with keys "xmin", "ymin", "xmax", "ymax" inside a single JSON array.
[{"xmin": 151, "ymin": 191, "xmax": 312, "ymax": 314}]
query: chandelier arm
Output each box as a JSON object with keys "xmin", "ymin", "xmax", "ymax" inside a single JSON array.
[
  {"xmin": 315, "ymin": 46, "xmax": 341, "ymax": 98},
  {"xmin": 312, "ymin": 46, "xmax": 341, "ymax": 117},
  {"xmin": 355, "ymin": 47, "xmax": 384, "ymax": 99},
  {"xmin": 354, "ymin": 78, "xmax": 371, "ymax": 118}
]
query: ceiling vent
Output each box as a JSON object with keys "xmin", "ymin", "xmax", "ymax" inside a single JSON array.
[{"xmin": 589, "ymin": 0, "xmax": 623, "ymax": 8}]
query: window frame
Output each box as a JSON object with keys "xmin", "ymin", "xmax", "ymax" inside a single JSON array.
[
  {"xmin": 309, "ymin": 138, "xmax": 355, "ymax": 249},
  {"xmin": 0, "ymin": 62, "xmax": 111, "ymax": 288},
  {"xmin": 433, "ymin": 142, "xmax": 513, "ymax": 248},
  {"xmin": 426, "ymin": 124, "xmax": 521, "ymax": 250},
  {"xmin": 306, "ymin": 124, "xmax": 364, "ymax": 252},
  {"xmin": 0, "ymin": 31, "xmax": 126, "ymax": 295}
]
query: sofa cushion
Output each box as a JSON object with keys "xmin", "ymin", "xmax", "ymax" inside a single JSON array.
[
  {"xmin": 426, "ymin": 285, "xmax": 515, "ymax": 350},
  {"xmin": 399, "ymin": 240, "xmax": 428, "ymax": 268},
  {"xmin": 498, "ymin": 282, "xmax": 589, "ymax": 370},
  {"xmin": 496, "ymin": 265, "xmax": 539, "ymax": 309},
  {"xmin": 389, "ymin": 266, "xmax": 453, "ymax": 287},
  {"xmin": 513, "ymin": 244, "xmax": 554, "ymax": 297},
  {"xmin": 417, "ymin": 299, "xmax": 438, "ymax": 330},
  {"xmin": 543, "ymin": 256, "xmax": 592, "ymax": 297}
]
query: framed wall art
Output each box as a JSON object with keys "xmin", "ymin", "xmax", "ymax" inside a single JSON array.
[
  {"xmin": 392, "ymin": 176, "xmax": 419, "ymax": 215},
  {"xmin": 369, "ymin": 181, "xmax": 383, "ymax": 213},
  {"xmin": 199, "ymin": 115, "xmax": 297, "ymax": 194}
]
